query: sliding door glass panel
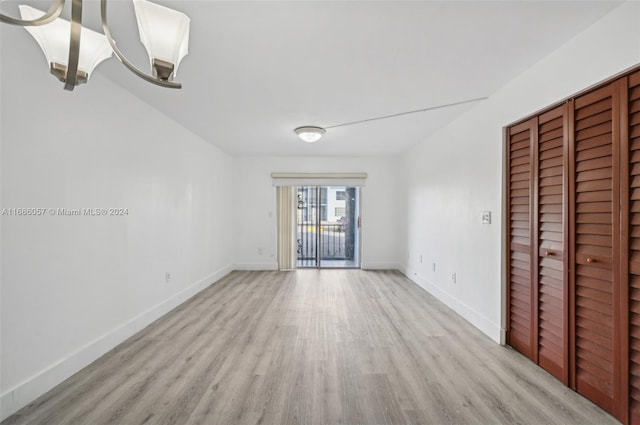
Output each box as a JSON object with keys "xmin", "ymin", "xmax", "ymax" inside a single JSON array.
[
  {"xmin": 296, "ymin": 186, "xmax": 360, "ymax": 268},
  {"xmin": 296, "ymin": 186, "xmax": 318, "ymax": 267}
]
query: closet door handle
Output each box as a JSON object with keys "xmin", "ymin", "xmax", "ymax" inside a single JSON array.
[
  {"xmin": 545, "ymin": 251, "xmax": 553, "ymax": 256},
  {"xmin": 586, "ymin": 257, "xmax": 595, "ymax": 263}
]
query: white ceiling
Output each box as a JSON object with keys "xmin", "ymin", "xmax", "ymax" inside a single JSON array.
[{"xmin": 1, "ymin": 1, "xmax": 624, "ymax": 156}]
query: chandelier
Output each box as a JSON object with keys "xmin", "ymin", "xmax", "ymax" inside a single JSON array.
[{"xmin": 0, "ymin": 0, "xmax": 190, "ymax": 91}]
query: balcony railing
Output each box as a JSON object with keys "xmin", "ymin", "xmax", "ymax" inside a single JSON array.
[{"xmin": 297, "ymin": 223, "xmax": 347, "ymax": 260}]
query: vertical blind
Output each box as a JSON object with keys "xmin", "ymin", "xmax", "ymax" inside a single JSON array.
[{"xmin": 277, "ymin": 186, "xmax": 297, "ymax": 270}]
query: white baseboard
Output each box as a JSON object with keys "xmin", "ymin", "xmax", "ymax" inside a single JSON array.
[
  {"xmin": 361, "ymin": 262, "xmax": 399, "ymax": 270},
  {"xmin": 400, "ymin": 266, "xmax": 501, "ymax": 344},
  {"xmin": 234, "ymin": 262, "xmax": 278, "ymax": 271},
  {"xmin": 0, "ymin": 264, "xmax": 233, "ymax": 421}
]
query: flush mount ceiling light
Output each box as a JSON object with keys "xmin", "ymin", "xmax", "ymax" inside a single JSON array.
[
  {"xmin": 1, "ymin": 0, "xmax": 190, "ymax": 91},
  {"xmin": 294, "ymin": 96, "xmax": 489, "ymax": 143},
  {"xmin": 294, "ymin": 126, "xmax": 326, "ymax": 143}
]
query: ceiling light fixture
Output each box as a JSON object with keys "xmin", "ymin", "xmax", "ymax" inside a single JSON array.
[
  {"xmin": 294, "ymin": 96, "xmax": 489, "ymax": 143},
  {"xmin": 1, "ymin": 0, "xmax": 190, "ymax": 91},
  {"xmin": 294, "ymin": 126, "xmax": 326, "ymax": 143}
]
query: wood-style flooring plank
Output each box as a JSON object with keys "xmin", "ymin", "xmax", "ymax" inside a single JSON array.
[{"xmin": 2, "ymin": 270, "xmax": 619, "ymax": 425}]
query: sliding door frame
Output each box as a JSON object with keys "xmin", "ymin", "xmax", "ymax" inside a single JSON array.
[{"xmin": 296, "ymin": 185, "xmax": 362, "ymax": 269}]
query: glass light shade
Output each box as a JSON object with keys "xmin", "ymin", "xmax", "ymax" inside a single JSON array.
[
  {"xmin": 294, "ymin": 126, "xmax": 326, "ymax": 143},
  {"xmin": 18, "ymin": 5, "xmax": 113, "ymax": 78},
  {"xmin": 133, "ymin": 0, "xmax": 190, "ymax": 77}
]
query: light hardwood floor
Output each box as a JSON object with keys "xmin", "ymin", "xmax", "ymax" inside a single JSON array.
[{"xmin": 3, "ymin": 270, "xmax": 618, "ymax": 425}]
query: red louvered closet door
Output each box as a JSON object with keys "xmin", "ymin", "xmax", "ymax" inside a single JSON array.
[
  {"xmin": 570, "ymin": 82, "xmax": 622, "ymax": 417},
  {"xmin": 537, "ymin": 106, "xmax": 568, "ymax": 383},
  {"xmin": 505, "ymin": 66, "xmax": 640, "ymax": 425},
  {"xmin": 507, "ymin": 119, "xmax": 536, "ymax": 360},
  {"xmin": 628, "ymin": 70, "xmax": 640, "ymax": 425},
  {"xmin": 507, "ymin": 110, "xmax": 569, "ymax": 380}
]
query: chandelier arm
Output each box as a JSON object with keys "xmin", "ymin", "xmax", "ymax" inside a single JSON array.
[
  {"xmin": 0, "ymin": 0, "xmax": 64, "ymax": 26},
  {"xmin": 63, "ymin": 0, "xmax": 82, "ymax": 91},
  {"xmin": 100, "ymin": 0, "xmax": 181, "ymax": 89}
]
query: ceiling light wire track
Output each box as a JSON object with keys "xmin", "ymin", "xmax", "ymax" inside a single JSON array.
[{"xmin": 324, "ymin": 96, "xmax": 489, "ymax": 129}]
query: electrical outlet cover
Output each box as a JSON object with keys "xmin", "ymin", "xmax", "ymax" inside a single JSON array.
[{"xmin": 482, "ymin": 211, "xmax": 491, "ymax": 224}]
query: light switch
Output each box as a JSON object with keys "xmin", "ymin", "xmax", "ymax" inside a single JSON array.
[{"xmin": 482, "ymin": 211, "xmax": 491, "ymax": 224}]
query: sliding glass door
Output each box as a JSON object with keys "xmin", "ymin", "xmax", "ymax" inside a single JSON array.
[{"xmin": 296, "ymin": 186, "xmax": 360, "ymax": 268}]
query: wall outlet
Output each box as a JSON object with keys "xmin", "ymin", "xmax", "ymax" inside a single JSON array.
[
  {"xmin": 482, "ymin": 211, "xmax": 491, "ymax": 224},
  {"xmin": 451, "ymin": 273, "xmax": 456, "ymax": 284},
  {"xmin": 165, "ymin": 272, "xmax": 171, "ymax": 282},
  {"xmin": 432, "ymin": 262, "xmax": 436, "ymax": 272},
  {"xmin": 258, "ymin": 248, "xmax": 263, "ymax": 255},
  {"xmin": 420, "ymin": 255, "xmax": 423, "ymax": 264}
]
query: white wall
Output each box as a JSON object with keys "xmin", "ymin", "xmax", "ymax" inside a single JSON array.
[
  {"xmin": 400, "ymin": 1, "xmax": 640, "ymax": 343},
  {"xmin": 233, "ymin": 156, "xmax": 401, "ymax": 270},
  {"xmin": 0, "ymin": 30, "xmax": 234, "ymax": 420},
  {"xmin": 2, "ymin": 1, "xmax": 638, "ymax": 420}
]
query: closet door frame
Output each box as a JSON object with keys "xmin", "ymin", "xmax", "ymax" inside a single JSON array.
[
  {"xmin": 568, "ymin": 97, "xmax": 577, "ymax": 391},
  {"xmin": 562, "ymin": 103, "xmax": 572, "ymax": 386},
  {"xmin": 614, "ymin": 78, "xmax": 627, "ymax": 422},
  {"xmin": 626, "ymin": 69, "xmax": 640, "ymax": 425}
]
